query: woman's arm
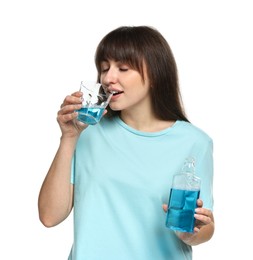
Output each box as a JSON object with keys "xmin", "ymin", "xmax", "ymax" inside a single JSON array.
[
  {"xmin": 38, "ymin": 136, "xmax": 77, "ymax": 227},
  {"xmin": 38, "ymin": 91, "xmax": 86, "ymax": 227}
]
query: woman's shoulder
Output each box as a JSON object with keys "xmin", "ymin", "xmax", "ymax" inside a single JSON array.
[{"xmin": 176, "ymin": 120, "xmax": 213, "ymax": 144}]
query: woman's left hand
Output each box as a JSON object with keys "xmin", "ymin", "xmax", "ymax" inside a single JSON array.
[
  {"xmin": 192, "ymin": 199, "xmax": 213, "ymax": 232},
  {"xmin": 162, "ymin": 199, "xmax": 214, "ymax": 245}
]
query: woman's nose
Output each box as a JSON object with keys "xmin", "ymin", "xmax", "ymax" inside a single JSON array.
[{"xmin": 102, "ymin": 67, "xmax": 117, "ymax": 85}]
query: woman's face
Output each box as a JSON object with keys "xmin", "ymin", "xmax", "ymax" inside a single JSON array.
[{"xmin": 100, "ymin": 59, "xmax": 151, "ymax": 113}]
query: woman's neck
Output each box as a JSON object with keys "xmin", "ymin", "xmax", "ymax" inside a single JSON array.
[{"xmin": 120, "ymin": 110, "xmax": 175, "ymax": 132}]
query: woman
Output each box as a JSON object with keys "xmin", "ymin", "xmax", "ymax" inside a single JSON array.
[{"xmin": 38, "ymin": 26, "xmax": 214, "ymax": 259}]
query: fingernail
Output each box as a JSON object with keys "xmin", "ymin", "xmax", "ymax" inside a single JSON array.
[{"xmin": 195, "ymin": 208, "xmax": 200, "ymax": 213}]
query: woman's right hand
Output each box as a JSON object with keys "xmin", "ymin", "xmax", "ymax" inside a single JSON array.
[{"xmin": 57, "ymin": 91, "xmax": 88, "ymax": 138}]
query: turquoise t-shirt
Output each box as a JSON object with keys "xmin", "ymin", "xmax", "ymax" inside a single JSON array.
[{"xmin": 69, "ymin": 117, "xmax": 213, "ymax": 260}]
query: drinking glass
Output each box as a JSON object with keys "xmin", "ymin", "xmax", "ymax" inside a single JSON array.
[{"xmin": 76, "ymin": 81, "xmax": 113, "ymax": 125}]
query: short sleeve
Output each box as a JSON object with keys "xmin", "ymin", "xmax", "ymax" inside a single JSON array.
[{"xmin": 197, "ymin": 138, "xmax": 214, "ymax": 211}]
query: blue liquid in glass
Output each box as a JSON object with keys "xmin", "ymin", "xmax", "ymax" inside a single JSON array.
[
  {"xmin": 77, "ymin": 106, "xmax": 105, "ymax": 125},
  {"xmin": 166, "ymin": 188, "xmax": 200, "ymax": 233}
]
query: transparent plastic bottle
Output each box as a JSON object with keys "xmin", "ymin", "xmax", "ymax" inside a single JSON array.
[{"xmin": 165, "ymin": 157, "xmax": 201, "ymax": 233}]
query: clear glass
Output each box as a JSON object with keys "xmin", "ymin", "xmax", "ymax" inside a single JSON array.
[{"xmin": 76, "ymin": 81, "xmax": 113, "ymax": 125}]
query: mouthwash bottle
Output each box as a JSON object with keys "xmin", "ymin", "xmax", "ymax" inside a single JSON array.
[{"xmin": 165, "ymin": 157, "xmax": 201, "ymax": 233}]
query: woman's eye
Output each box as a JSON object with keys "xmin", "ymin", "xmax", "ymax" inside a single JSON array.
[
  {"xmin": 119, "ymin": 67, "xmax": 128, "ymax": 72},
  {"xmin": 101, "ymin": 68, "xmax": 109, "ymax": 73}
]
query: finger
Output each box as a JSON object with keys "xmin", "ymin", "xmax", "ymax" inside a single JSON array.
[
  {"xmin": 162, "ymin": 204, "xmax": 168, "ymax": 212},
  {"xmin": 196, "ymin": 199, "xmax": 203, "ymax": 207},
  {"xmin": 102, "ymin": 109, "xmax": 108, "ymax": 116},
  {"xmin": 71, "ymin": 91, "xmax": 83, "ymax": 96},
  {"xmin": 194, "ymin": 213, "xmax": 212, "ymax": 225},
  {"xmin": 58, "ymin": 104, "xmax": 82, "ymax": 116},
  {"xmin": 60, "ymin": 94, "xmax": 83, "ymax": 108},
  {"xmin": 195, "ymin": 207, "xmax": 212, "ymax": 216},
  {"xmin": 193, "ymin": 227, "xmax": 200, "ymax": 233},
  {"xmin": 75, "ymin": 119, "xmax": 89, "ymax": 128},
  {"xmin": 57, "ymin": 111, "xmax": 79, "ymax": 124}
]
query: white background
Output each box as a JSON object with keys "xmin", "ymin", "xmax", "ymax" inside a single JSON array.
[{"xmin": 1, "ymin": 0, "xmax": 252, "ymax": 259}]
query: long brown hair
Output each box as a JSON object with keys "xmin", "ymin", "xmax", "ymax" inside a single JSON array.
[{"xmin": 95, "ymin": 26, "xmax": 189, "ymax": 122}]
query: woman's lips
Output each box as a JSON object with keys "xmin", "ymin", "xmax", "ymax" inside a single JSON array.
[
  {"xmin": 110, "ymin": 91, "xmax": 123, "ymax": 100},
  {"xmin": 112, "ymin": 91, "xmax": 124, "ymax": 96}
]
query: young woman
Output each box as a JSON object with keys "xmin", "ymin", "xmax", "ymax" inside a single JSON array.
[{"xmin": 38, "ymin": 26, "xmax": 214, "ymax": 260}]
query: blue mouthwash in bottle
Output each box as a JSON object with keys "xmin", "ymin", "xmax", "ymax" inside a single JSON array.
[{"xmin": 166, "ymin": 157, "xmax": 201, "ymax": 233}]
